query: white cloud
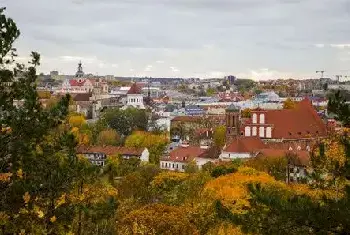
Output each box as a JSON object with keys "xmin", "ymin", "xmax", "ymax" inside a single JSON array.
[
  {"xmin": 170, "ymin": 66, "xmax": 179, "ymax": 73},
  {"xmin": 144, "ymin": 65, "xmax": 153, "ymax": 72},
  {"xmin": 237, "ymin": 68, "xmax": 294, "ymax": 80},
  {"xmin": 314, "ymin": 44, "xmax": 325, "ymax": 48},
  {"xmin": 156, "ymin": 60, "xmax": 164, "ymax": 64},
  {"xmin": 330, "ymin": 44, "xmax": 350, "ymax": 49}
]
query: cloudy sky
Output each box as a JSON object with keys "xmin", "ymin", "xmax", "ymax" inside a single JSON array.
[{"xmin": 3, "ymin": 0, "xmax": 350, "ymax": 79}]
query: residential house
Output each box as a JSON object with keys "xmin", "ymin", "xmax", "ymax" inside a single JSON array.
[
  {"xmin": 220, "ymin": 137, "xmax": 266, "ymax": 160},
  {"xmin": 160, "ymin": 146, "xmax": 215, "ymax": 172},
  {"xmin": 77, "ymin": 146, "xmax": 149, "ymax": 166}
]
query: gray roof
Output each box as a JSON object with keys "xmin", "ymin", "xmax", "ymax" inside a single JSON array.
[{"xmin": 226, "ymin": 103, "xmax": 240, "ymax": 112}]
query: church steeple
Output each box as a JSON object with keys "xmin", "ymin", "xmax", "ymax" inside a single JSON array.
[{"xmin": 75, "ymin": 61, "xmax": 84, "ymax": 78}]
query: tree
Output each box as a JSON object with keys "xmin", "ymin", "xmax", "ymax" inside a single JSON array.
[
  {"xmin": 119, "ymin": 204, "xmax": 199, "ymax": 235},
  {"xmin": 97, "ymin": 108, "xmax": 148, "ymax": 137},
  {"xmin": 97, "ymin": 128, "xmax": 120, "ymax": 146},
  {"xmin": 283, "ymin": 98, "xmax": 296, "ymax": 109},
  {"xmin": 124, "ymin": 131, "xmax": 168, "ymax": 163},
  {"xmin": 0, "ymin": 8, "xmax": 86, "ymax": 233},
  {"xmin": 328, "ymin": 90, "xmax": 350, "ymax": 127},
  {"xmin": 245, "ymin": 155, "xmax": 287, "ymax": 181},
  {"xmin": 213, "ymin": 125, "xmax": 226, "ymax": 148},
  {"xmin": 241, "ymin": 108, "xmax": 251, "ymax": 118}
]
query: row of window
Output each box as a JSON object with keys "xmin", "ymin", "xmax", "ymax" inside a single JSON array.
[
  {"xmin": 245, "ymin": 126, "xmax": 272, "ymax": 138},
  {"xmin": 161, "ymin": 162, "xmax": 185, "ymax": 170},
  {"xmin": 252, "ymin": 113, "xmax": 265, "ymax": 124},
  {"xmin": 128, "ymin": 98, "xmax": 142, "ymax": 103}
]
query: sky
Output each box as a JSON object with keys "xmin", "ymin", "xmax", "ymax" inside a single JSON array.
[{"xmin": 3, "ymin": 0, "xmax": 350, "ymax": 80}]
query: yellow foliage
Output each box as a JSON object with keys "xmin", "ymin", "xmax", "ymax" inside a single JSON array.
[
  {"xmin": 50, "ymin": 216, "xmax": 57, "ymax": 223},
  {"xmin": 205, "ymin": 167, "xmax": 282, "ymax": 213},
  {"xmin": 0, "ymin": 173, "xmax": 12, "ymax": 182},
  {"xmin": 68, "ymin": 115, "xmax": 86, "ymax": 128},
  {"xmin": 207, "ymin": 222, "xmax": 244, "ymax": 235},
  {"xmin": 55, "ymin": 193, "xmax": 66, "ymax": 209},
  {"xmin": 36, "ymin": 210, "xmax": 44, "ymax": 219},
  {"xmin": 23, "ymin": 192, "xmax": 30, "ymax": 204},
  {"xmin": 68, "ymin": 182, "xmax": 118, "ymax": 205},
  {"xmin": 17, "ymin": 168, "xmax": 23, "ymax": 179},
  {"xmin": 283, "ymin": 98, "xmax": 296, "ymax": 109},
  {"xmin": 151, "ymin": 171, "xmax": 189, "ymax": 189}
]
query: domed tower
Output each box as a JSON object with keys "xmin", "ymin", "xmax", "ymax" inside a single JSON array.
[
  {"xmin": 75, "ymin": 61, "xmax": 84, "ymax": 78},
  {"xmin": 226, "ymin": 104, "xmax": 241, "ymax": 140}
]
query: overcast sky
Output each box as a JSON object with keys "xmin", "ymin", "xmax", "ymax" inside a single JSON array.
[{"xmin": 3, "ymin": 0, "xmax": 350, "ymax": 79}]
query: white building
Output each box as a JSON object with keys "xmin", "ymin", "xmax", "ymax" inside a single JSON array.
[
  {"xmin": 160, "ymin": 146, "xmax": 215, "ymax": 172},
  {"xmin": 124, "ymin": 83, "xmax": 145, "ymax": 109}
]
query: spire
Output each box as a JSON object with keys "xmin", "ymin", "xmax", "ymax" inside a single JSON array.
[{"xmin": 75, "ymin": 61, "xmax": 84, "ymax": 78}]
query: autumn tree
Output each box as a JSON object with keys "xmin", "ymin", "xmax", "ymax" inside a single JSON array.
[
  {"xmin": 97, "ymin": 128, "xmax": 120, "ymax": 146},
  {"xmin": 328, "ymin": 90, "xmax": 350, "ymax": 127},
  {"xmin": 119, "ymin": 204, "xmax": 199, "ymax": 235},
  {"xmin": 213, "ymin": 125, "xmax": 226, "ymax": 148},
  {"xmin": 241, "ymin": 108, "xmax": 251, "ymax": 118},
  {"xmin": 0, "ymin": 8, "xmax": 87, "ymax": 233},
  {"xmin": 124, "ymin": 131, "xmax": 168, "ymax": 163},
  {"xmin": 283, "ymin": 98, "xmax": 296, "ymax": 109}
]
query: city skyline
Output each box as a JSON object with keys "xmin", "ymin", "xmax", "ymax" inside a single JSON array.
[{"xmin": 4, "ymin": 0, "xmax": 350, "ymax": 80}]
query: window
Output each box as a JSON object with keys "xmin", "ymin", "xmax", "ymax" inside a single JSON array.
[
  {"xmin": 176, "ymin": 164, "xmax": 179, "ymax": 169},
  {"xmin": 259, "ymin": 127, "xmax": 265, "ymax": 137},
  {"xmin": 172, "ymin": 164, "xmax": 175, "ymax": 168},
  {"xmin": 252, "ymin": 113, "xmax": 257, "ymax": 124},
  {"xmin": 245, "ymin": 126, "xmax": 251, "ymax": 136},
  {"xmin": 259, "ymin": 114, "xmax": 265, "ymax": 124},
  {"xmin": 266, "ymin": 127, "xmax": 272, "ymax": 138},
  {"xmin": 252, "ymin": 127, "xmax": 257, "ymax": 136},
  {"xmin": 182, "ymin": 165, "xmax": 185, "ymax": 169}
]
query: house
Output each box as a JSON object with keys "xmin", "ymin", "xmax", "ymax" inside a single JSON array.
[
  {"xmin": 257, "ymin": 149, "xmax": 310, "ymax": 183},
  {"xmin": 77, "ymin": 146, "xmax": 149, "ymax": 166},
  {"xmin": 124, "ymin": 83, "xmax": 145, "ymax": 109},
  {"xmin": 220, "ymin": 136, "xmax": 266, "ymax": 160},
  {"xmin": 241, "ymin": 99, "xmax": 327, "ymax": 141},
  {"xmin": 160, "ymin": 146, "xmax": 215, "ymax": 172}
]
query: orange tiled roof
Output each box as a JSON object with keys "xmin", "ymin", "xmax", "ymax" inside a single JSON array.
[
  {"xmin": 248, "ymin": 99, "xmax": 327, "ymax": 139},
  {"xmin": 224, "ymin": 137, "xmax": 265, "ymax": 153},
  {"xmin": 165, "ymin": 146, "xmax": 207, "ymax": 162},
  {"xmin": 127, "ymin": 83, "xmax": 142, "ymax": 94}
]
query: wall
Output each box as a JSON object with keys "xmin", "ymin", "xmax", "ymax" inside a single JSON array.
[
  {"xmin": 160, "ymin": 160, "xmax": 187, "ymax": 172},
  {"xmin": 140, "ymin": 148, "xmax": 150, "ymax": 162},
  {"xmin": 219, "ymin": 152, "xmax": 251, "ymax": 160}
]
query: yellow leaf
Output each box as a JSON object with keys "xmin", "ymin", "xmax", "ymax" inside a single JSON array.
[
  {"xmin": 37, "ymin": 210, "xmax": 44, "ymax": 218},
  {"xmin": 0, "ymin": 173, "xmax": 12, "ymax": 182},
  {"xmin": 17, "ymin": 169, "xmax": 23, "ymax": 179},
  {"xmin": 50, "ymin": 216, "xmax": 56, "ymax": 223},
  {"xmin": 23, "ymin": 192, "xmax": 30, "ymax": 204},
  {"xmin": 19, "ymin": 229, "xmax": 26, "ymax": 235},
  {"xmin": 55, "ymin": 193, "xmax": 66, "ymax": 209}
]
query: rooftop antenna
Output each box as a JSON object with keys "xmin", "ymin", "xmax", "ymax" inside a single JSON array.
[{"xmin": 316, "ymin": 70, "xmax": 325, "ymax": 78}]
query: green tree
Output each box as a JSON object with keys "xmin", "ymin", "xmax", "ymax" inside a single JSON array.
[
  {"xmin": 0, "ymin": 8, "xmax": 86, "ymax": 233},
  {"xmin": 97, "ymin": 128, "xmax": 120, "ymax": 146},
  {"xmin": 328, "ymin": 90, "xmax": 350, "ymax": 127},
  {"xmin": 213, "ymin": 125, "xmax": 226, "ymax": 148}
]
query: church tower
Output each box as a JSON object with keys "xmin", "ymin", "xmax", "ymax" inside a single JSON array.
[
  {"xmin": 75, "ymin": 61, "xmax": 85, "ymax": 78},
  {"xmin": 226, "ymin": 104, "xmax": 241, "ymax": 141}
]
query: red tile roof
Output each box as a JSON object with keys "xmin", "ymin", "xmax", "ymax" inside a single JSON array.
[
  {"xmin": 77, "ymin": 146, "xmax": 144, "ymax": 156},
  {"xmin": 224, "ymin": 137, "xmax": 265, "ymax": 153},
  {"xmin": 127, "ymin": 83, "xmax": 142, "ymax": 94},
  {"xmin": 165, "ymin": 146, "xmax": 207, "ymax": 162},
  {"xmin": 248, "ymin": 99, "xmax": 327, "ymax": 139}
]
